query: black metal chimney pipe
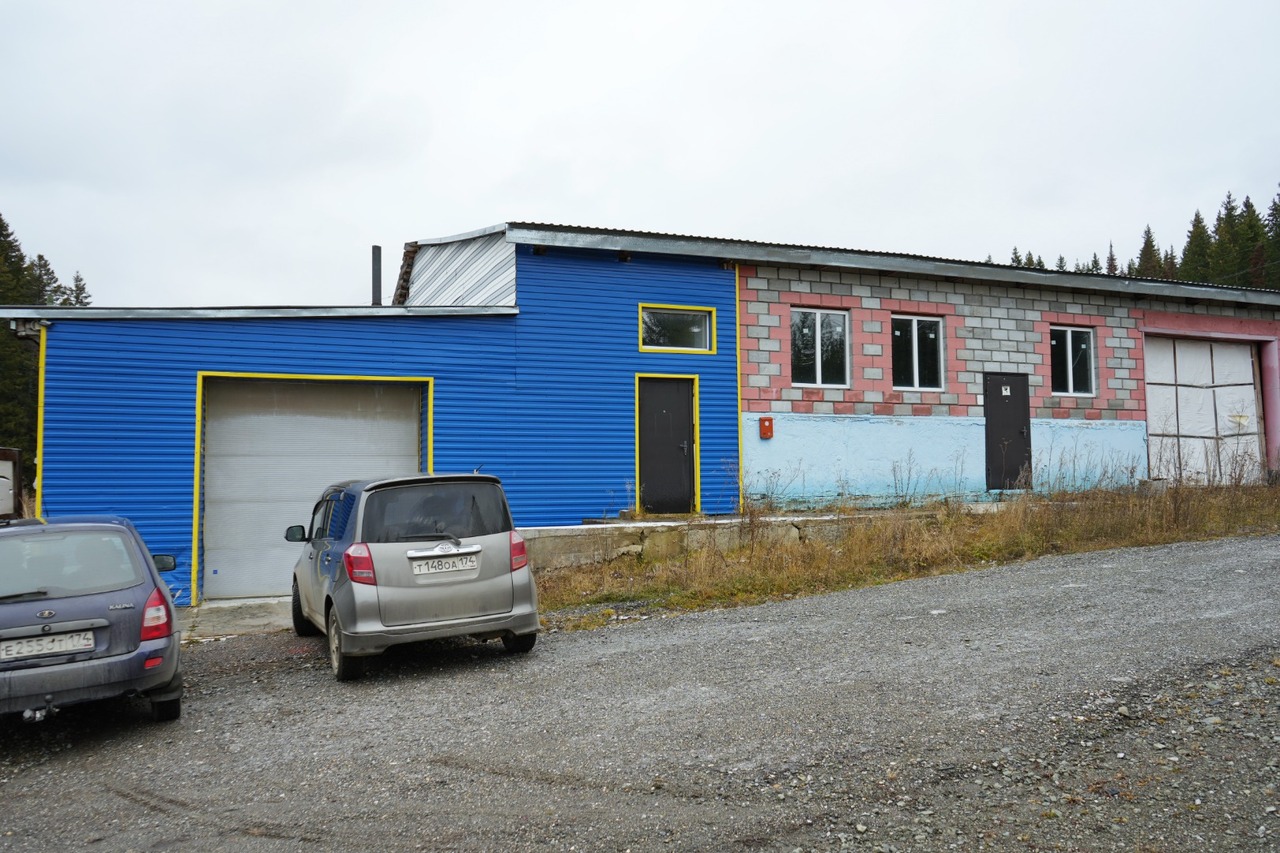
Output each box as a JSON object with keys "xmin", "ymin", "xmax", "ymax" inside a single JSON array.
[{"xmin": 372, "ymin": 245, "xmax": 382, "ymax": 306}]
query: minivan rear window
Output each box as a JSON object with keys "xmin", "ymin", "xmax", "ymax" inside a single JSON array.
[
  {"xmin": 0, "ymin": 531, "xmax": 145, "ymax": 599},
  {"xmin": 362, "ymin": 482, "xmax": 513, "ymax": 542}
]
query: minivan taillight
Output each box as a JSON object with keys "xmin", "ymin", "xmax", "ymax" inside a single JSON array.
[
  {"xmin": 510, "ymin": 530, "xmax": 528, "ymax": 572},
  {"xmin": 344, "ymin": 543, "xmax": 377, "ymax": 585},
  {"xmin": 140, "ymin": 588, "xmax": 172, "ymax": 641}
]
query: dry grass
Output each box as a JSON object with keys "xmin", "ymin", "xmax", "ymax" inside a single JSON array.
[{"xmin": 539, "ymin": 484, "xmax": 1280, "ymax": 630}]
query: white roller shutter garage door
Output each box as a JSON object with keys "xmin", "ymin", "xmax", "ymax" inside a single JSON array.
[
  {"xmin": 201, "ymin": 379, "xmax": 423, "ymax": 598},
  {"xmin": 1145, "ymin": 337, "xmax": 1264, "ymax": 484}
]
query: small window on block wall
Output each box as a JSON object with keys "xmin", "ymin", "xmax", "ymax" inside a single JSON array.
[
  {"xmin": 1050, "ymin": 326, "xmax": 1094, "ymax": 395},
  {"xmin": 891, "ymin": 315, "xmax": 943, "ymax": 390},
  {"xmin": 790, "ymin": 308, "xmax": 848, "ymax": 386}
]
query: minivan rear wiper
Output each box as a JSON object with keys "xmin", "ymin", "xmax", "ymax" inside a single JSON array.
[
  {"xmin": 393, "ymin": 532, "xmax": 462, "ymax": 545},
  {"xmin": 0, "ymin": 589, "xmax": 49, "ymax": 602}
]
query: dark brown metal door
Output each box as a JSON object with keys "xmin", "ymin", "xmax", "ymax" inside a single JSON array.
[
  {"xmin": 984, "ymin": 373, "xmax": 1032, "ymax": 490},
  {"xmin": 638, "ymin": 378, "xmax": 694, "ymax": 514}
]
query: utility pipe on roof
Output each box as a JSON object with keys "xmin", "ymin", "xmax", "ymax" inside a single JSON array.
[{"xmin": 372, "ymin": 245, "xmax": 382, "ymax": 306}]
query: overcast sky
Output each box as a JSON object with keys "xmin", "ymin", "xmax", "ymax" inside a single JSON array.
[{"xmin": 3, "ymin": 1, "xmax": 1278, "ymax": 307}]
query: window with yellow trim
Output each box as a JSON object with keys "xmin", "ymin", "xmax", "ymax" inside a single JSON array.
[{"xmin": 639, "ymin": 305, "xmax": 715, "ymax": 353}]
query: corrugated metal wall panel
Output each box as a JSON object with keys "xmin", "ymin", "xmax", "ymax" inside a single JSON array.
[
  {"xmin": 40, "ymin": 316, "xmax": 518, "ymax": 605},
  {"xmin": 38, "ymin": 250, "xmax": 740, "ymax": 602},
  {"xmin": 435, "ymin": 246, "xmax": 739, "ymax": 523},
  {"xmin": 407, "ymin": 233, "xmax": 516, "ymax": 306}
]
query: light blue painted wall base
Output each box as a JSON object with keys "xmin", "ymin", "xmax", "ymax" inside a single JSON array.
[{"xmin": 741, "ymin": 413, "xmax": 1150, "ymax": 506}]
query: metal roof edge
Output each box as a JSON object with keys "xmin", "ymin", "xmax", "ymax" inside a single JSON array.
[
  {"xmin": 413, "ymin": 223, "xmax": 510, "ymax": 247},
  {"xmin": 501, "ymin": 223, "xmax": 1280, "ymax": 309},
  {"xmin": 1, "ymin": 305, "xmax": 520, "ymax": 320}
]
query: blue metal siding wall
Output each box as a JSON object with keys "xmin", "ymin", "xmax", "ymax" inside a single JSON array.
[
  {"xmin": 461, "ymin": 246, "xmax": 739, "ymax": 523},
  {"xmin": 40, "ymin": 316, "xmax": 517, "ymax": 604}
]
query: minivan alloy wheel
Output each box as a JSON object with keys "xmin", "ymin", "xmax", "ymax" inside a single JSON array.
[{"xmin": 326, "ymin": 607, "xmax": 364, "ymax": 682}]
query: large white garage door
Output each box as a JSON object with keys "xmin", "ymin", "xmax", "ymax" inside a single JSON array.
[
  {"xmin": 1145, "ymin": 337, "xmax": 1264, "ymax": 484},
  {"xmin": 201, "ymin": 379, "xmax": 423, "ymax": 599}
]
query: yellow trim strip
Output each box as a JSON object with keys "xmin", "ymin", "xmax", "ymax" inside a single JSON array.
[
  {"xmin": 33, "ymin": 326, "xmax": 47, "ymax": 517},
  {"xmin": 634, "ymin": 372, "xmax": 702, "ymax": 514},
  {"xmin": 190, "ymin": 371, "xmax": 434, "ymax": 604},
  {"xmin": 190, "ymin": 376, "xmax": 205, "ymax": 603},
  {"xmin": 638, "ymin": 303, "xmax": 718, "ymax": 355},
  {"xmin": 734, "ymin": 264, "xmax": 744, "ymax": 510}
]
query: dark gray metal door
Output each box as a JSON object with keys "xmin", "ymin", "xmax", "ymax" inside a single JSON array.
[
  {"xmin": 639, "ymin": 378, "xmax": 695, "ymax": 514},
  {"xmin": 984, "ymin": 373, "xmax": 1032, "ymax": 490}
]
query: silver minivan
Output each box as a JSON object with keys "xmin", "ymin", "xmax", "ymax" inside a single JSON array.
[{"xmin": 285, "ymin": 474, "xmax": 539, "ymax": 680}]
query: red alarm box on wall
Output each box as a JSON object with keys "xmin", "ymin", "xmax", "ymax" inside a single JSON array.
[{"xmin": 759, "ymin": 416, "xmax": 774, "ymax": 439}]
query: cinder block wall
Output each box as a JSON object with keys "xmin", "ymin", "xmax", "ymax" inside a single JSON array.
[{"xmin": 738, "ymin": 264, "xmax": 1145, "ymax": 421}]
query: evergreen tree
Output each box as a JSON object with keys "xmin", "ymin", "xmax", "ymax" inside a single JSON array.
[
  {"xmin": 1106, "ymin": 243, "xmax": 1118, "ymax": 275},
  {"xmin": 1179, "ymin": 210, "xmax": 1213, "ymax": 283},
  {"xmin": 0, "ymin": 213, "xmax": 92, "ymax": 493},
  {"xmin": 1238, "ymin": 196, "xmax": 1267, "ymax": 288},
  {"xmin": 1266, "ymin": 186, "xmax": 1280, "ymax": 290},
  {"xmin": 1162, "ymin": 247, "xmax": 1179, "ymax": 280},
  {"xmin": 1055, "ymin": 255, "xmax": 1067, "ymax": 271},
  {"xmin": 1089, "ymin": 253, "xmax": 1102, "ymax": 274},
  {"xmin": 0, "ymin": 216, "xmax": 38, "ymax": 482},
  {"xmin": 67, "ymin": 272, "xmax": 91, "ymax": 306},
  {"xmin": 1010, "ymin": 247, "xmax": 1023, "ymax": 266},
  {"xmin": 1247, "ymin": 243, "xmax": 1269, "ymax": 289},
  {"xmin": 26, "ymin": 254, "xmax": 62, "ymax": 304},
  {"xmin": 1135, "ymin": 225, "xmax": 1163, "ymax": 278},
  {"xmin": 1208, "ymin": 192, "xmax": 1241, "ymax": 284},
  {"xmin": 0, "ymin": 214, "xmax": 34, "ymax": 302}
]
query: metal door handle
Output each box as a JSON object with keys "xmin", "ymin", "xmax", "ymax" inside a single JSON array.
[{"xmin": 679, "ymin": 441, "xmax": 689, "ymax": 455}]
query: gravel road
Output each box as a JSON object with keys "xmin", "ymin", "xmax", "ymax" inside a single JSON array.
[{"xmin": 1, "ymin": 535, "xmax": 1278, "ymax": 852}]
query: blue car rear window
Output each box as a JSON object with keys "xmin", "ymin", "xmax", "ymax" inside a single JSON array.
[
  {"xmin": 0, "ymin": 531, "xmax": 145, "ymax": 599},
  {"xmin": 362, "ymin": 482, "xmax": 512, "ymax": 542}
]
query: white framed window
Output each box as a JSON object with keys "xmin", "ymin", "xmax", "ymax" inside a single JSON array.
[
  {"xmin": 891, "ymin": 315, "xmax": 943, "ymax": 390},
  {"xmin": 1050, "ymin": 326, "xmax": 1094, "ymax": 395},
  {"xmin": 790, "ymin": 308, "xmax": 849, "ymax": 386},
  {"xmin": 639, "ymin": 304, "xmax": 715, "ymax": 353}
]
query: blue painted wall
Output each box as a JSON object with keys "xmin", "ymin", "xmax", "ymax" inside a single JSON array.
[
  {"xmin": 488, "ymin": 246, "xmax": 740, "ymax": 521},
  {"xmin": 741, "ymin": 412, "xmax": 1149, "ymax": 506},
  {"xmin": 37, "ymin": 249, "xmax": 741, "ymax": 602},
  {"xmin": 39, "ymin": 316, "xmax": 518, "ymax": 604}
]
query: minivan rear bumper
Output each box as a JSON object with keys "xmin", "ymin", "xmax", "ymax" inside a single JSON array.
[{"xmin": 340, "ymin": 604, "xmax": 540, "ymax": 656}]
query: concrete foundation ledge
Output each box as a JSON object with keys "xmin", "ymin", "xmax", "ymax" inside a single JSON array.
[{"xmin": 521, "ymin": 515, "xmax": 855, "ymax": 575}]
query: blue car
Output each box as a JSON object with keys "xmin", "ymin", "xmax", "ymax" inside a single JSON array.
[{"xmin": 0, "ymin": 516, "xmax": 184, "ymax": 722}]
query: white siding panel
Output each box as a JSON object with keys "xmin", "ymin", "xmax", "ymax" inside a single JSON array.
[
  {"xmin": 1178, "ymin": 437, "xmax": 1217, "ymax": 481},
  {"xmin": 1145, "ymin": 384, "xmax": 1179, "ymax": 436},
  {"xmin": 1215, "ymin": 385, "xmax": 1259, "ymax": 436},
  {"xmin": 1144, "ymin": 337, "xmax": 1264, "ymax": 484},
  {"xmin": 1176, "ymin": 386, "xmax": 1217, "ymax": 437},
  {"xmin": 1145, "ymin": 336, "xmax": 1176, "ymax": 383},
  {"xmin": 1175, "ymin": 339, "xmax": 1213, "ymax": 386},
  {"xmin": 202, "ymin": 380, "xmax": 421, "ymax": 598},
  {"xmin": 1148, "ymin": 435, "xmax": 1181, "ymax": 480},
  {"xmin": 1213, "ymin": 341, "xmax": 1255, "ymax": 384},
  {"xmin": 407, "ymin": 233, "xmax": 516, "ymax": 307}
]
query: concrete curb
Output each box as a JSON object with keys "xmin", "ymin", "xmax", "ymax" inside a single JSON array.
[{"xmin": 179, "ymin": 596, "xmax": 292, "ymax": 641}]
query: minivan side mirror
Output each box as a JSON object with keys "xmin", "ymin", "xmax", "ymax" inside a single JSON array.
[
  {"xmin": 284, "ymin": 525, "xmax": 309, "ymax": 543},
  {"xmin": 153, "ymin": 554, "xmax": 176, "ymax": 571}
]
